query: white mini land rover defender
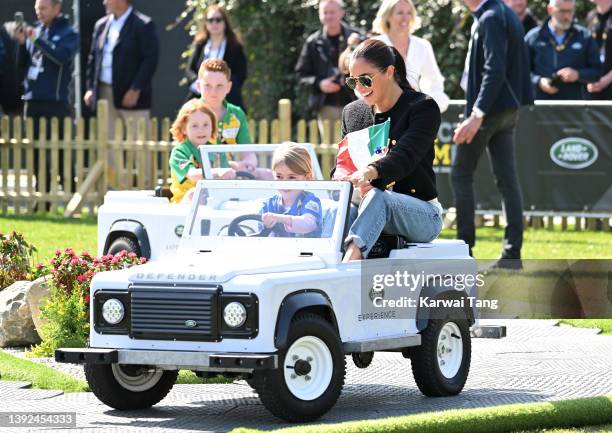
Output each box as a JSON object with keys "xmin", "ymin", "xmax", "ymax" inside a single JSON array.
[{"xmin": 57, "ymin": 180, "xmax": 500, "ymax": 422}]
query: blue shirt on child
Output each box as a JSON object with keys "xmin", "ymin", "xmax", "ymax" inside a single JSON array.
[{"xmin": 261, "ymin": 191, "xmax": 322, "ymax": 237}]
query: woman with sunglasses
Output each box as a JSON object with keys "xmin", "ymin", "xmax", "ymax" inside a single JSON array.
[
  {"xmin": 337, "ymin": 39, "xmax": 443, "ymax": 262},
  {"xmin": 372, "ymin": 0, "xmax": 449, "ymax": 112},
  {"xmin": 184, "ymin": 4, "xmax": 247, "ymax": 110}
]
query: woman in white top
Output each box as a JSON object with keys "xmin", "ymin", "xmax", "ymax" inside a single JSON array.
[{"xmin": 372, "ymin": 0, "xmax": 450, "ymax": 112}]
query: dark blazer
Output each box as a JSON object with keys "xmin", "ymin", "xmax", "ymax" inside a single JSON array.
[
  {"xmin": 86, "ymin": 9, "xmax": 159, "ymax": 111},
  {"xmin": 184, "ymin": 38, "xmax": 247, "ymax": 109},
  {"xmin": 335, "ymin": 90, "xmax": 441, "ymax": 202},
  {"xmin": 525, "ymin": 19, "xmax": 601, "ymax": 100},
  {"xmin": 466, "ymin": 0, "xmax": 533, "ymax": 116},
  {"xmin": 295, "ymin": 22, "xmax": 362, "ymax": 112}
]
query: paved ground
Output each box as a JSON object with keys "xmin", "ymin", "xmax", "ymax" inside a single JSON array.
[{"xmin": 1, "ymin": 320, "xmax": 611, "ymax": 433}]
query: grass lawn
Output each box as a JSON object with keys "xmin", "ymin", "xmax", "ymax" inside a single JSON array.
[
  {"xmin": 230, "ymin": 395, "xmax": 612, "ymax": 433},
  {"xmin": 0, "ymin": 214, "xmax": 97, "ymax": 263},
  {"xmin": 517, "ymin": 425, "xmax": 612, "ymax": 432},
  {"xmin": 2, "ymin": 214, "xmax": 611, "ymax": 262},
  {"xmin": 0, "ymin": 350, "xmax": 231, "ymax": 390},
  {"xmin": 0, "ymin": 350, "xmax": 88, "ymax": 392},
  {"xmin": 559, "ymin": 320, "xmax": 612, "ymax": 335}
]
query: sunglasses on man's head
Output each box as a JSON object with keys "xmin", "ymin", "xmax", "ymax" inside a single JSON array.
[
  {"xmin": 345, "ymin": 74, "xmax": 376, "ymax": 90},
  {"xmin": 206, "ymin": 17, "xmax": 224, "ymax": 23}
]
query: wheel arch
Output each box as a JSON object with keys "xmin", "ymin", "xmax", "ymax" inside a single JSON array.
[
  {"xmin": 274, "ymin": 290, "xmax": 339, "ymax": 351},
  {"xmin": 416, "ymin": 284, "xmax": 476, "ymax": 332},
  {"xmin": 103, "ymin": 220, "xmax": 151, "ymax": 259}
]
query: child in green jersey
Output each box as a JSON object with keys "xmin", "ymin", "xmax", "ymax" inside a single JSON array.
[
  {"xmin": 198, "ymin": 59, "xmax": 272, "ymax": 179},
  {"xmin": 169, "ymin": 99, "xmax": 218, "ymax": 204}
]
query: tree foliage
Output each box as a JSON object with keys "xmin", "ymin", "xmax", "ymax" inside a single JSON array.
[{"xmin": 179, "ymin": 0, "xmax": 596, "ymax": 120}]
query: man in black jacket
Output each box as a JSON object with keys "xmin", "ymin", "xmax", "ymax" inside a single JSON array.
[
  {"xmin": 452, "ymin": 0, "xmax": 533, "ymax": 267},
  {"xmin": 295, "ymin": 0, "xmax": 361, "ymax": 138},
  {"xmin": 0, "ymin": 23, "xmax": 26, "ymax": 116},
  {"xmin": 84, "ymin": 0, "xmax": 159, "ymax": 139}
]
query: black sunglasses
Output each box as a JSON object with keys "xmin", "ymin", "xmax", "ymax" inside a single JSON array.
[
  {"xmin": 345, "ymin": 73, "xmax": 378, "ymax": 90},
  {"xmin": 206, "ymin": 17, "xmax": 224, "ymax": 24}
]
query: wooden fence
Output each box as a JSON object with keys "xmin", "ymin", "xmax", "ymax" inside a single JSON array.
[
  {"xmin": 0, "ymin": 99, "xmax": 608, "ymax": 230},
  {"xmin": 0, "ymin": 99, "xmax": 342, "ymax": 216}
]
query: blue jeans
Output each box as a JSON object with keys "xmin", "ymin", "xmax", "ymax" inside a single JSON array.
[{"xmin": 345, "ymin": 188, "xmax": 443, "ymax": 258}]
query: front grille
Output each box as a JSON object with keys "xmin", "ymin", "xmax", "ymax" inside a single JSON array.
[{"xmin": 130, "ymin": 285, "xmax": 219, "ymax": 341}]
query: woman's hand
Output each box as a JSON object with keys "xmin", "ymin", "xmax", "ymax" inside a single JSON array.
[{"xmin": 346, "ymin": 166, "xmax": 378, "ymax": 189}]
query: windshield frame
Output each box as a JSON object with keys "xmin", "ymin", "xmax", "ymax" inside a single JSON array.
[
  {"xmin": 199, "ymin": 143, "xmax": 324, "ymax": 180},
  {"xmin": 178, "ymin": 179, "xmax": 352, "ymax": 258}
]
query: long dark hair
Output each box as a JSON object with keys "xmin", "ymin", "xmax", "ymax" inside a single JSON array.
[
  {"xmin": 350, "ymin": 39, "xmax": 413, "ymax": 91},
  {"xmin": 193, "ymin": 4, "xmax": 241, "ymax": 47}
]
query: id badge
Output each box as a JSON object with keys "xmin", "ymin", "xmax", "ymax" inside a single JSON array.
[{"xmin": 27, "ymin": 65, "xmax": 41, "ymax": 81}]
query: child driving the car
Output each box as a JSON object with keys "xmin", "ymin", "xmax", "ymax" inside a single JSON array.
[{"xmin": 260, "ymin": 143, "xmax": 322, "ymax": 237}]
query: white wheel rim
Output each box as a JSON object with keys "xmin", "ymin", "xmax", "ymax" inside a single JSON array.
[
  {"xmin": 111, "ymin": 364, "xmax": 164, "ymax": 392},
  {"xmin": 437, "ymin": 322, "xmax": 463, "ymax": 379},
  {"xmin": 283, "ymin": 336, "xmax": 333, "ymax": 401}
]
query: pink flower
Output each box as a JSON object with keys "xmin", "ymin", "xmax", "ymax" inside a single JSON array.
[
  {"xmin": 84, "ymin": 294, "xmax": 90, "ymax": 303},
  {"xmin": 36, "ymin": 262, "xmax": 44, "ymax": 269},
  {"xmin": 71, "ymin": 257, "xmax": 79, "ymax": 266},
  {"xmin": 139, "ymin": 257, "xmax": 147, "ymax": 264},
  {"xmin": 128, "ymin": 252, "xmax": 137, "ymax": 259},
  {"xmin": 77, "ymin": 274, "xmax": 87, "ymax": 283}
]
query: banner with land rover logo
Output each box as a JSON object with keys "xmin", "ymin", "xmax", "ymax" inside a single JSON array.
[
  {"xmin": 550, "ymin": 138, "xmax": 599, "ymax": 170},
  {"xmin": 435, "ymin": 103, "xmax": 612, "ymax": 212}
]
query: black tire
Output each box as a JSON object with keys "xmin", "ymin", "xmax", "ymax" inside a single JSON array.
[
  {"xmin": 107, "ymin": 236, "xmax": 140, "ymax": 256},
  {"xmin": 245, "ymin": 376, "xmax": 256, "ymax": 390},
  {"xmin": 252, "ymin": 313, "xmax": 345, "ymax": 422},
  {"xmin": 410, "ymin": 308, "xmax": 471, "ymax": 397},
  {"xmin": 84, "ymin": 363, "xmax": 178, "ymax": 410}
]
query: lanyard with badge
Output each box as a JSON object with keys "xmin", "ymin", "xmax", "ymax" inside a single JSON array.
[
  {"xmin": 27, "ymin": 27, "xmax": 45, "ymax": 81},
  {"xmin": 548, "ymin": 27, "xmax": 575, "ymax": 52}
]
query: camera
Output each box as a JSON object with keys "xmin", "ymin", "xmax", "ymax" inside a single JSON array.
[
  {"xmin": 550, "ymin": 73, "xmax": 564, "ymax": 88},
  {"xmin": 14, "ymin": 11, "xmax": 24, "ymax": 29}
]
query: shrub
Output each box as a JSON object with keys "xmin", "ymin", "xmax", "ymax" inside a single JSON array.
[
  {"xmin": 0, "ymin": 231, "xmax": 37, "ymax": 289},
  {"xmin": 31, "ymin": 249, "xmax": 146, "ymax": 357}
]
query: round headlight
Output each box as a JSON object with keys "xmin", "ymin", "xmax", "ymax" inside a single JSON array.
[
  {"xmin": 102, "ymin": 298, "xmax": 125, "ymax": 325},
  {"xmin": 223, "ymin": 302, "xmax": 247, "ymax": 328}
]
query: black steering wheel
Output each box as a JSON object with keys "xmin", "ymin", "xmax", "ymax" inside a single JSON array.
[
  {"xmin": 227, "ymin": 214, "xmax": 282, "ymax": 237},
  {"xmin": 234, "ymin": 171, "xmax": 256, "ymax": 180}
]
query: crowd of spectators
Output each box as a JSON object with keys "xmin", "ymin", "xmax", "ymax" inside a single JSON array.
[
  {"xmin": 0, "ymin": 0, "xmax": 609, "ymax": 263},
  {"xmin": 0, "ymin": 0, "xmax": 609, "ymax": 120}
]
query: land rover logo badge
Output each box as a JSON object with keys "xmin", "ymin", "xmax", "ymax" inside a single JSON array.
[
  {"xmin": 175, "ymin": 225, "xmax": 184, "ymax": 238},
  {"xmin": 550, "ymin": 138, "xmax": 598, "ymax": 170},
  {"xmin": 185, "ymin": 320, "xmax": 197, "ymax": 328},
  {"xmin": 369, "ymin": 286, "xmax": 384, "ymax": 302}
]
